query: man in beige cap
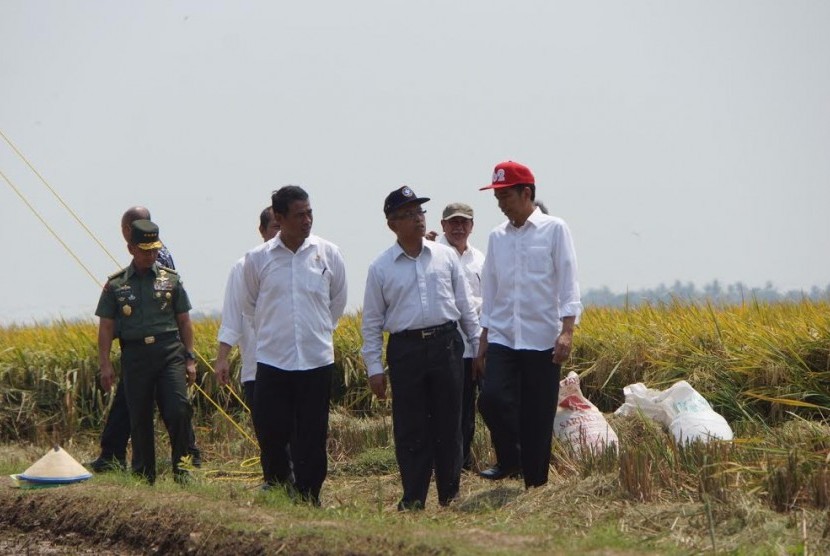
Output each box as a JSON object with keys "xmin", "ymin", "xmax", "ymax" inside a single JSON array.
[{"xmin": 431, "ymin": 203, "xmax": 485, "ymax": 471}]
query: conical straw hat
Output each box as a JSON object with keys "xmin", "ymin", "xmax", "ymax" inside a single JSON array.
[{"xmin": 19, "ymin": 445, "xmax": 92, "ymax": 484}]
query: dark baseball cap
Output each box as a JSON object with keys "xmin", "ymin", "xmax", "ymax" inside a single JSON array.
[{"xmin": 383, "ymin": 186, "xmax": 430, "ymax": 217}]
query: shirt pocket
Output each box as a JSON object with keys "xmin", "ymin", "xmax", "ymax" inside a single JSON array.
[
  {"xmin": 304, "ymin": 264, "xmax": 331, "ymax": 298},
  {"xmin": 427, "ymin": 267, "xmax": 455, "ymax": 304},
  {"xmin": 527, "ymin": 245, "xmax": 552, "ymax": 274}
]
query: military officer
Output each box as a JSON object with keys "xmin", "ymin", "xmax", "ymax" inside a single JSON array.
[
  {"xmin": 96, "ymin": 219, "xmax": 197, "ymax": 484},
  {"xmin": 88, "ymin": 206, "xmax": 201, "ymax": 472}
]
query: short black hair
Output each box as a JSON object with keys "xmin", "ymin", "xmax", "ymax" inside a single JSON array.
[
  {"xmin": 510, "ymin": 183, "xmax": 536, "ymax": 201},
  {"xmin": 259, "ymin": 206, "xmax": 273, "ymax": 230},
  {"xmin": 271, "ymin": 185, "xmax": 309, "ymax": 216}
]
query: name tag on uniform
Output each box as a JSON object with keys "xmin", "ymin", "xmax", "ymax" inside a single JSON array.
[{"xmin": 154, "ymin": 279, "xmax": 174, "ymax": 291}]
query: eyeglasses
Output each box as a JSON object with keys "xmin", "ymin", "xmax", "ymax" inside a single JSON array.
[{"xmin": 390, "ymin": 209, "xmax": 427, "ymax": 221}]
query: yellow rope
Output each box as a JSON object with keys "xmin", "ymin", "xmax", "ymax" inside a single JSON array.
[
  {"xmin": 0, "ymin": 128, "xmax": 259, "ymax": 460},
  {"xmin": 0, "ymin": 129, "xmax": 121, "ymax": 267},
  {"xmin": 192, "ymin": 349, "xmax": 258, "ymax": 448},
  {"xmin": 0, "ymin": 168, "xmax": 102, "ymax": 286}
]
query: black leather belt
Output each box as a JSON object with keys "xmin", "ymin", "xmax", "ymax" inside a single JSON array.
[
  {"xmin": 119, "ymin": 330, "xmax": 180, "ymax": 348},
  {"xmin": 392, "ymin": 321, "xmax": 456, "ymax": 340}
]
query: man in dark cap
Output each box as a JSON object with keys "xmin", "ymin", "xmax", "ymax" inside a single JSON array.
[
  {"xmin": 88, "ymin": 206, "xmax": 200, "ymax": 471},
  {"xmin": 477, "ymin": 161, "xmax": 583, "ymax": 488},
  {"xmin": 362, "ymin": 186, "xmax": 482, "ymax": 510},
  {"xmin": 95, "ymin": 219, "xmax": 197, "ymax": 484}
]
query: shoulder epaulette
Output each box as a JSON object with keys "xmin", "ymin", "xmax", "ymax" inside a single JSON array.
[
  {"xmin": 107, "ymin": 267, "xmax": 128, "ymax": 281},
  {"xmin": 158, "ymin": 265, "xmax": 179, "ymax": 275}
]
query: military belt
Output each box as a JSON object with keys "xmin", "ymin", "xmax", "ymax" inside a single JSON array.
[{"xmin": 119, "ymin": 330, "xmax": 180, "ymax": 348}]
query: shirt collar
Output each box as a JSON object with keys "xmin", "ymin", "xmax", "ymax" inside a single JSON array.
[
  {"xmin": 391, "ymin": 239, "xmax": 430, "ymax": 261},
  {"xmin": 438, "ymin": 233, "xmax": 469, "ymax": 256},
  {"xmin": 126, "ymin": 262, "xmax": 161, "ymax": 279},
  {"xmin": 509, "ymin": 207, "xmax": 544, "ymax": 230},
  {"xmin": 269, "ymin": 233, "xmax": 318, "ymax": 253}
]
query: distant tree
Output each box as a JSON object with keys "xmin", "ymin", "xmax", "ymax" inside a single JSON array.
[{"xmin": 582, "ymin": 280, "xmax": 830, "ymax": 307}]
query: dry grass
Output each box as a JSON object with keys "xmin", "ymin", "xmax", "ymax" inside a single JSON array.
[
  {"xmin": 2, "ymin": 300, "xmax": 830, "ymax": 551},
  {"xmin": 5, "ymin": 412, "xmax": 830, "ymax": 553}
]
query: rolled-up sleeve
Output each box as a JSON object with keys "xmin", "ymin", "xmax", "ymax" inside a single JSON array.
[
  {"xmin": 451, "ymin": 256, "xmax": 481, "ymax": 353},
  {"xmin": 361, "ymin": 264, "xmax": 387, "ymax": 378},
  {"xmin": 553, "ymin": 221, "xmax": 583, "ymax": 323},
  {"xmin": 328, "ymin": 246, "xmax": 348, "ymax": 325},
  {"xmin": 217, "ymin": 260, "xmax": 244, "ymax": 346},
  {"xmin": 479, "ymin": 234, "xmax": 496, "ymax": 330}
]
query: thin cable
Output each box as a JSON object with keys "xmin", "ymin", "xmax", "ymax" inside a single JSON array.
[
  {"xmin": 0, "ymin": 128, "xmax": 120, "ymax": 266},
  {"xmin": 1, "ymin": 130, "xmax": 258, "ymax": 461},
  {"xmin": 1, "ymin": 168, "xmax": 101, "ymax": 286}
]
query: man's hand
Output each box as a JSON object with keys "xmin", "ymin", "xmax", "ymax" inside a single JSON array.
[
  {"xmin": 99, "ymin": 362, "xmax": 115, "ymax": 392},
  {"xmin": 472, "ymin": 354, "xmax": 485, "ymax": 381},
  {"xmin": 552, "ymin": 329, "xmax": 573, "ymax": 364},
  {"xmin": 474, "ymin": 328, "xmax": 488, "ymax": 379},
  {"xmin": 368, "ymin": 374, "xmax": 387, "ymax": 400},
  {"xmin": 425, "ymin": 230, "xmax": 438, "ymax": 241},
  {"xmin": 214, "ymin": 357, "xmax": 231, "ymax": 386},
  {"xmin": 185, "ymin": 360, "xmax": 197, "ymax": 386}
]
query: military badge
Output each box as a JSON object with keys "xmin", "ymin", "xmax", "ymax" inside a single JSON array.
[{"xmin": 122, "ymin": 305, "xmax": 132, "ymax": 316}]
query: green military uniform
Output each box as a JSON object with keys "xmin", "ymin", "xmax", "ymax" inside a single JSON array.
[{"xmin": 95, "ymin": 220, "xmax": 193, "ymax": 483}]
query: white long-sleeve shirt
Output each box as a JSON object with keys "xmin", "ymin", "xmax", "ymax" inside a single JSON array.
[
  {"xmin": 217, "ymin": 255, "xmax": 257, "ymax": 383},
  {"xmin": 437, "ymin": 234, "xmax": 485, "ymax": 358},
  {"xmin": 361, "ymin": 240, "xmax": 481, "ymax": 377},
  {"xmin": 480, "ymin": 208, "xmax": 583, "ymax": 350},
  {"xmin": 242, "ymin": 233, "xmax": 347, "ymax": 371}
]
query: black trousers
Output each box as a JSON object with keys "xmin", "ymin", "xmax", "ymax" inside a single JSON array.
[
  {"xmin": 478, "ymin": 343, "xmax": 560, "ymax": 488},
  {"xmin": 242, "ymin": 380, "xmax": 256, "ymax": 413},
  {"xmin": 461, "ymin": 357, "xmax": 478, "ymax": 470},
  {"xmin": 253, "ymin": 363, "xmax": 332, "ymax": 502},
  {"xmin": 387, "ymin": 329, "xmax": 464, "ymax": 507},
  {"xmin": 121, "ymin": 339, "xmax": 192, "ymax": 483},
  {"xmin": 100, "ymin": 371, "xmax": 200, "ymax": 462}
]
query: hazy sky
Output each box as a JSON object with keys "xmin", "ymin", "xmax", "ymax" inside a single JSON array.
[{"xmin": 2, "ymin": 1, "xmax": 829, "ymax": 325}]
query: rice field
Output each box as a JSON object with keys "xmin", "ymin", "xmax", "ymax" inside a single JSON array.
[{"xmin": 2, "ymin": 299, "xmax": 827, "ymax": 443}]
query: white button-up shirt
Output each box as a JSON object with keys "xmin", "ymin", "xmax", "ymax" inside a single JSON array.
[
  {"xmin": 438, "ymin": 234, "xmax": 485, "ymax": 358},
  {"xmin": 242, "ymin": 234, "xmax": 347, "ymax": 371},
  {"xmin": 480, "ymin": 208, "xmax": 583, "ymax": 351},
  {"xmin": 217, "ymin": 255, "xmax": 257, "ymax": 383},
  {"xmin": 362, "ymin": 240, "xmax": 482, "ymax": 377}
]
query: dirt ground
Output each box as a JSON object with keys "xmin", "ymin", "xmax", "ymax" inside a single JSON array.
[{"xmin": 0, "ymin": 484, "xmax": 310, "ymax": 555}]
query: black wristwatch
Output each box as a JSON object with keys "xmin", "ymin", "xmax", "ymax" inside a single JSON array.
[{"xmin": 184, "ymin": 351, "xmax": 196, "ymax": 361}]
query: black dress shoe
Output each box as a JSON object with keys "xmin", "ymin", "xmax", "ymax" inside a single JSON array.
[
  {"xmin": 478, "ymin": 464, "xmax": 521, "ymax": 481},
  {"xmin": 86, "ymin": 456, "xmax": 127, "ymax": 473},
  {"xmin": 397, "ymin": 499, "xmax": 424, "ymax": 511}
]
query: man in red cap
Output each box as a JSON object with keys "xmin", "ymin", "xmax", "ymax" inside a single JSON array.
[{"xmin": 476, "ymin": 161, "xmax": 583, "ymax": 488}]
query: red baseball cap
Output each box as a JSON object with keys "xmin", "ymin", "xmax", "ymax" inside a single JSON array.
[{"xmin": 479, "ymin": 161, "xmax": 535, "ymax": 191}]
